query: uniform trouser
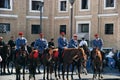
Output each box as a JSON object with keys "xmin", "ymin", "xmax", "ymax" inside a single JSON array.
[{"xmin": 58, "ymin": 48, "xmax": 64, "ymax": 63}]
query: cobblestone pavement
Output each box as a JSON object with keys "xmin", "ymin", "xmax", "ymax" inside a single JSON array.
[{"xmin": 0, "ymin": 67, "xmax": 120, "ymax": 80}]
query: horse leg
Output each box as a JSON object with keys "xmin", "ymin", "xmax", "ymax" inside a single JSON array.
[
  {"xmin": 50, "ymin": 64, "xmax": 53, "ymax": 80},
  {"xmin": 7, "ymin": 61, "xmax": 10, "ymax": 74},
  {"xmin": 47, "ymin": 65, "xmax": 49, "ymax": 80},
  {"xmin": 77, "ymin": 62, "xmax": 81, "ymax": 80},
  {"xmin": 99, "ymin": 66, "xmax": 103, "ymax": 79},
  {"xmin": 54, "ymin": 63, "xmax": 58, "ymax": 79},
  {"xmin": 62, "ymin": 64, "xmax": 65, "ymax": 80},
  {"xmin": 23, "ymin": 65, "xmax": 25, "ymax": 80},
  {"xmin": 0, "ymin": 62, "xmax": 2, "ymax": 75},
  {"xmin": 58, "ymin": 63, "xmax": 61, "ymax": 79},
  {"xmin": 43, "ymin": 65, "xmax": 45, "ymax": 80},
  {"xmin": 82, "ymin": 62, "xmax": 88, "ymax": 75},
  {"xmin": 3, "ymin": 62, "xmax": 6, "ymax": 74},
  {"xmin": 93, "ymin": 67, "xmax": 97, "ymax": 79},
  {"xmin": 71, "ymin": 63, "xmax": 75, "ymax": 80},
  {"xmin": 66, "ymin": 64, "xmax": 70, "ymax": 80}
]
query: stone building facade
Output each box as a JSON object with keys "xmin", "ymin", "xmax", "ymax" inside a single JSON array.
[{"xmin": 0, "ymin": 0, "xmax": 120, "ymax": 49}]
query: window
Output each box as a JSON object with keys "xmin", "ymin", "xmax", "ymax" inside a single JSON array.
[
  {"xmin": 80, "ymin": 0, "xmax": 90, "ymax": 11},
  {"xmin": 78, "ymin": 24, "xmax": 89, "ymax": 33},
  {"xmin": 81, "ymin": 0, "xmax": 88, "ymax": 9},
  {"xmin": 0, "ymin": 23, "xmax": 10, "ymax": 33},
  {"xmin": 30, "ymin": 0, "xmax": 44, "ymax": 12},
  {"xmin": 31, "ymin": 25, "xmax": 41, "ymax": 34},
  {"xmin": 59, "ymin": 0, "xmax": 67, "ymax": 12},
  {"xmin": 60, "ymin": 25, "xmax": 66, "ymax": 34},
  {"xmin": 0, "ymin": 0, "xmax": 12, "ymax": 10},
  {"xmin": 104, "ymin": 0, "xmax": 116, "ymax": 9},
  {"xmin": 105, "ymin": 24, "xmax": 113, "ymax": 34}
]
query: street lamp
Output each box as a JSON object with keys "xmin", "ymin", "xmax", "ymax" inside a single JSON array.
[
  {"xmin": 39, "ymin": 1, "xmax": 44, "ymax": 33},
  {"xmin": 69, "ymin": 0, "xmax": 75, "ymax": 39}
]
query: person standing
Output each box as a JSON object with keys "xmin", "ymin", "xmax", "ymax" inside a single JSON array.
[
  {"xmin": 0, "ymin": 37, "xmax": 5, "ymax": 47},
  {"xmin": 15, "ymin": 32, "xmax": 27, "ymax": 51},
  {"xmin": 58, "ymin": 32, "xmax": 68, "ymax": 62},
  {"xmin": 79, "ymin": 37, "xmax": 88, "ymax": 47},
  {"xmin": 68, "ymin": 34, "xmax": 78, "ymax": 48},
  {"xmin": 8, "ymin": 36, "xmax": 16, "ymax": 49},
  {"xmin": 48, "ymin": 38, "xmax": 55, "ymax": 48},
  {"xmin": 92, "ymin": 34, "xmax": 103, "ymax": 50},
  {"xmin": 8, "ymin": 36, "xmax": 16, "ymax": 61}
]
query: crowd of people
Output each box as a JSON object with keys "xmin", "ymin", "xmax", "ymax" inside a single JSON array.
[{"xmin": 0, "ymin": 31, "xmax": 120, "ymax": 71}]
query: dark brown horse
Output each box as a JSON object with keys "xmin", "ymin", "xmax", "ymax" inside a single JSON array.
[
  {"xmin": 61, "ymin": 48, "xmax": 87, "ymax": 80},
  {"xmin": 41, "ymin": 48, "xmax": 54, "ymax": 80},
  {"xmin": 28, "ymin": 49, "xmax": 39, "ymax": 80},
  {"xmin": 15, "ymin": 45, "xmax": 28, "ymax": 80},
  {"xmin": 91, "ymin": 48, "xmax": 103, "ymax": 80}
]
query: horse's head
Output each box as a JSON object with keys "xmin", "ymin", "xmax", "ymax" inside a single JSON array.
[
  {"xmin": 91, "ymin": 48, "xmax": 102, "ymax": 61},
  {"xmin": 42, "ymin": 48, "xmax": 53, "ymax": 61},
  {"xmin": 78, "ymin": 48, "xmax": 87, "ymax": 61}
]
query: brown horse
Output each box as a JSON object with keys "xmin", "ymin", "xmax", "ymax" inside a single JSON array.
[
  {"xmin": 41, "ymin": 48, "xmax": 54, "ymax": 80},
  {"xmin": 91, "ymin": 48, "xmax": 103, "ymax": 80},
  {"xmin": 61, "ymin": 48, "xmax": 86, "ymax": 80}
]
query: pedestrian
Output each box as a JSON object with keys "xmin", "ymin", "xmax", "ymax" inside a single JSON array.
[
  {"xmin": 92, "ymin": 34, "xmax": 103, "ymax": 50},
  {"xmin": 68, "ymin": 34, "xmax": 78, "ymax": 48},
  {"xmin": 8, "ymin": 36, "xmax": 16, "ymax": 49},
  {"xmin": 58, "ymin": 32, "xmax": 68, "ymax": 62},
  {"xmin": 0, "ymin": 37, "xmax": 5, "ymax": 47},
  {"xmin": 34, "ymin": 33, "xmax": 48, "ymax": 56},
  {"xmin": 48, "ymin": 38, "xmax": 55, "ymax": 48},
  {"xmin": 15, "ymin": 32, "xmax": 27, "ymax": 51},
  {"xmin": 106, "ymin": 49, "xmax": 116, "ymax": 69},
  {"xmin": 8, "ymin": 36, "xmax": 16, "ymax": 61},
  {"xmin": 79, "ymin": 37, "xmax": 88, "ymax": 47}
]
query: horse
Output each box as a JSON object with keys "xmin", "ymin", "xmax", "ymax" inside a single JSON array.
[
  {"xmin": 15, "ymin": 45, "xmax": 28, "ymax": 80},
  {"xmin": 41, "ymin": 48, "xmax": 54, "ymax": 80},
  {"xmin": 61, "ymin": 48, "xmax": 87, "ymax": 80},
  {"xmin": 91, "ymin": 48, "xmax": 103, "ymax": 80},
  {"xmin": 79, "ymin": 45, "xmax": 90, "ymax": 75},
  {"xmin": 28, "ymin": 49, "xmax": 39, "ymax": 80},
  {"xmin": 52, "ymin": 48, "xmax": 60, "ymax": 80},
  {"xmin": 0, "ymin": 44, "xmax": 10, "ymax": 75}
]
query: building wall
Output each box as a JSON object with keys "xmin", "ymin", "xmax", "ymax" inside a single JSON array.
[{"xmin": 0, "ymin": 0, "xmax": 120, "ymax": 49}]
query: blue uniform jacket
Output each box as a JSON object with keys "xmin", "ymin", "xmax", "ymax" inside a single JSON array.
[
  {"xmin": 34, "ymin": 38, "xmax": 48, "ymax": 53},
  {"xmin": 68, "ymin": 39, "xmax": 78, "ymax": 48},
  {"xmin": 58, "ymin": 37, "xmax": 68, "ymax": 49},
  {"xmin": 16, "ymin": 37, "xmax": 27, "ymax": 50},
  {"xmin": 92, "ymin": 38, "xmax": 103, "ymax": 50}
]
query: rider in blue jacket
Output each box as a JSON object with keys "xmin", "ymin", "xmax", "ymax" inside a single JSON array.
[
  {"xmin": 68, "ymin": 34, "xmax": 78, "ymax": 48},
  {"xmin": 16, "ymin": 32, "xmax": 27, "ymax": 50},
  {"xmin": 34, "ymin": 33, "xmax": 48, "ymax": 54},
  {"xmin": 92, "ymin": 34, "xmax": 103, "ymax": 50},
  {"xmin": 58, "ymin": 32, "xmax": 68, "ymax": 62}
]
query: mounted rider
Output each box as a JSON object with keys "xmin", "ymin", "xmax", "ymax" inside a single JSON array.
[
  {"xmin": 34, "ymin": 33, "xmax": 48, "ymax": 57},
  {"xmin": 92, "ymin": 34, "xmax": 103, "ymax": 50},
  {"xmin": 58, "ymin": 32, "xmax": 68, "ymax": 62},
  {"xmin": 68, "ymin": 34, "xmax": 78, "ymax": 48},
  {"xmin": 15, "ymin": 32, "xmax": 27, "ymax": 51}
]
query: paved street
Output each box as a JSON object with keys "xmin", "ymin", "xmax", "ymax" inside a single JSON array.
[{"xmin": 0, "ymin": 67, "xmax": 120, "ymax": 80}]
